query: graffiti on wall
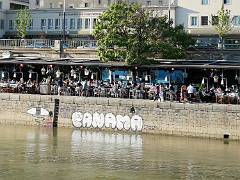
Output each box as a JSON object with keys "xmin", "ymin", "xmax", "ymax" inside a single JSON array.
[
  {"xmin": 27, "ymin": 107, "xmax": 52, "ymax": 125},
  {"xmin": 72, "ymin": 112, "xmax": 143, "ymax": 132}
]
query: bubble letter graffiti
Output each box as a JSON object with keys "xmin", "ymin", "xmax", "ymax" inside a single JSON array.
[{"xmin": 72, "ymin": 112, "xmax": 83, "ymax": 128}]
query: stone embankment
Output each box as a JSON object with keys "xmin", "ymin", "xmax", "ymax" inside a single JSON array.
[{"xmin": 0, "ymin": 93, "xmax": 240, "ymax": 140}]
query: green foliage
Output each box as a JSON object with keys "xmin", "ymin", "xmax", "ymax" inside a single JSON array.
[
  {"xmin": 213, "ymin": 5, "xmax": 232, "ymax": 38},
  {"xmin": 94, "ymin": 2, "xmax": 194, "ymax": 65},
  {"xmin": 15, "ymin": 8, "xmax": 32, "ymax": 39}
]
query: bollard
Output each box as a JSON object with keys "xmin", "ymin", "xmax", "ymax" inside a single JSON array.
[
  {"xmin": 53, "ymin": 99, "xmax": 60, "ymax": 128},
  {"xmin": 223, "ymin": 133, "xmax": 230, "ymax": 144}
]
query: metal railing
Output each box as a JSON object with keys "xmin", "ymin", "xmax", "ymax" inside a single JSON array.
[{"xmin": 0, "ymin": 39, "xmax": 97, "ymax": 49}]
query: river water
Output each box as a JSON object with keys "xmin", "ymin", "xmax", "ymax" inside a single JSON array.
[{"xmin": 0, "ymin": 126, "xmax": 240, "ymax": 180}]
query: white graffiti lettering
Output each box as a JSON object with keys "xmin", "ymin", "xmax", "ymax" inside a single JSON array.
[
  {"xmin": 82, "ymin": 112, "xmax": 92, "ymax": 128},
  {"xmin": 116, "ymin": 115, "xmax": 131, "ymax": 131},
  {"xmin": 105, "ymin": 113, "xmax": 116, "ymax": 129},
  {"xmin": 72, "ymin": 112, "xmax": 143, "ymax": 132},
  {"xmin": 92, "ymin": 112, "xmax": 105, "ymax": 128},
  {"xmin": 72, "ymin": 112, "xmax": 83, "ymax": 128},
  {"xmin": 131, "ymin": 115, "xmax": 143, "ymax": 131}
]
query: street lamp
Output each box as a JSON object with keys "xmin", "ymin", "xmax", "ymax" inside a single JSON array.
[
  {"xmin": 63, "ymin": 0, "xmax": 66, "ymax": 40},
  {"xmin": 168, "ymin": 0, "xmax": 173, "ymax": 27}
]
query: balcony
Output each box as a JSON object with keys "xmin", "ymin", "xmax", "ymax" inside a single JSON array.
[{"xmin": 10, "ymin": 0, "xmax": 29, "ymax": 4}]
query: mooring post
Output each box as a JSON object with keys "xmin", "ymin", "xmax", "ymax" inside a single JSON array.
[{"xmin": 53, "ymin": 99, "xmax": 60, "ymax": 128}]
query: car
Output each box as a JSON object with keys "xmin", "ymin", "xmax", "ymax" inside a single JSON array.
[
  {"xmin": 77, "ymin": 42, "xmax": 97, "ymax": 49},
  {"xmin": 26, "ymin": 42, "xmax": 50, "ymax": 48},
  {"xmin": 194, "ymin": 42, "xmax": 216, "ymax": 49}
]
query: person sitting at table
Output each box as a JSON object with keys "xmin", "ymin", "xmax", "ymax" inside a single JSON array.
[
  {"xmin": 57, "ymin": 78, "xmax": 63, "ymax": 96},
  {"xmin": 215, "ymin": 86, "xmax": 223, "ymax": 94},
  {"xmin": 180, "ymin": 85, "xmax": 187, "ymax": 103},
  {"xmin": 27, "ymin": 79, "xmax": 33, "ymax": 87}
]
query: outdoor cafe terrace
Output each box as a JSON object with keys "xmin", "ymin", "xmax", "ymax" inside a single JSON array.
[{"xmin": 0, "ymin": 56, "xmax": 240, "ymax": 104}]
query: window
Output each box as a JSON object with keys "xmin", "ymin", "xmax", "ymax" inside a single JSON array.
[
  {"xmin": 98, "ymin": 0, "xmax": 101, "ymax": 5},
  {"xmin": 233, "ymin": 16, "xmax": 240, "ymax": 26},
  {"xmin": 0, "ymin": 1, "xmax": 2, "ymax": 9},
  {"xmin": 224, "ymin": 0, "xmax": 231, "ymax": 4},
  {"xmin": 59, "ymin": 3, "xmax": 63, "ymax": 8},
  {"xmin": 55, "ymin": 19, "xmax": 60, "ymax": 29},
  {"xmin": 212, "ymin": 16, "xmax": 218, "ymax": 25},
  {"xmin": 70, "ymin": 18, "xmax": 75, "ymax": 29},
  {"xmin": 77, "ymin": 18, "xmax": 82, "ymax": 29},
  {"xmin": 159, "ymin": 0, "xmax": 163, "ymax": 5},
  {"xmin": 29, "ymin": 20, "xmax": 33, "ymax": 30},
  {"xmin": 202, "ymin": 0, "xmax": 209, "ymax": 5},
  {"xmin": 85, "ymin": 18, "xmax": 90, "ymax": 29},
  {"xmin": 41, "ymin": 19, "xmax": 46, "ymax": 30},
  {"xmin": 69, "ymin": 4, "xmax": 74, "ymax": 8},
  {"xmin": 201, "ymin": 16, "xmax": 208, "ymax": 25},
  {"xmin": 93, "ymin": 18, "xmax": 97, "ymax": 29},
  {"xmin": 49, "ymin": 3, "xmax": 53, "ymax": 8},
  {"xmin": 36, "ymin": 0, "xmax": 39, "ymax": 6},
  {"xmin": 84, "ymin": 3, "xmax": 88, "ymax": 7},
  {"xmin": 9, "ymin": 20, "xmax": 13, "ymax": 30},
  {"xmin": 48, "ymin": 19, "xmax": 53, "ymax": 29},
  {"xmin": 191, "ymin": 17, "xmax": 198, "ymax": 26},
  {"xmin": 147, "ymin": 1, "xmax": 151, "ymax": 6},
  {"xmin": 107, "ymin": 0, "xmax": 111, "ymax": 6},
  {"xmin": 0, "ymin": 20, "xmax": 4, "ymax": 30}
]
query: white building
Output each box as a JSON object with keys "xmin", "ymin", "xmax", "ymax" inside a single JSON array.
[
  {"xmin": 36, "ymin": 0, "xmax": 174, "ymax": 9},
  {"xmin": 0, "ymin": 0, "xmax": 41, "ymax": 37},
  {"xmin": 2, "ymin": 0, "xmax": 176, "ymax": 38},
  {"xmin": 176, "ymin": 0, "xmax": 240, "ymax": 47},
  {"xmin": 0, "ymin": 0, "xmax": 240, "ymax": 46}
]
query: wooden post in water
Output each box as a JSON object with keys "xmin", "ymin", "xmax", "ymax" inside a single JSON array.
[{"xmin": 53, "ymin": 99, "xmax": 60, "ymax": 128}]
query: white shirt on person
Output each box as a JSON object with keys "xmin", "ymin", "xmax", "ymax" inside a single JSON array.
[{"xmin": 187, "ymin": 85, "xmax": 194, "ymax": 94}]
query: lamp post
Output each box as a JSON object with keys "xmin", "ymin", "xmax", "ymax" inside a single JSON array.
[
  {"xmin": 63, "ymin": 0, "xmax": 66, "ymax": 40},
  {"xmin": 168, "ymin": 0, "xmax": 172, "ymax": 27}
]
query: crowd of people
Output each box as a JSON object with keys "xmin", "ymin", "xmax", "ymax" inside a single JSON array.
[{"xmin": 0, "ymin": 76, "xmax": 240, "ymax": 104}]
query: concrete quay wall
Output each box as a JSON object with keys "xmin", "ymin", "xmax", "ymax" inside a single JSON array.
[{"xmin": 0, "ymin": 93, "xmax": 240, "ymax": 140}]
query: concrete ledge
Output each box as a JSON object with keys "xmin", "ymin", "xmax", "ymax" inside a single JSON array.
[
  {"xmin": 158, "ymin": 102, "xmax": 171, "ymax": 109},
  {"xmin": 197, "ymin": 103, "xmax": 213, "ymax": 111},
  {"xmin": 9, "ymin": 94, "xmax": 20, "ymax": 101},
  {"xmin": 60, "ymin": 96, "xmax": 74, "ymax": 104},
  {"xmin": 40, "ymin": 95, "xmax": 53, "ymax": 102},
  {"xmin": 96, "ymin": 98, "xmax": 109, "ymax": 106},
  {"xmin": 212, "ymin": 104, "xmax": 227, "ymax": 112},
  {"xmin": 0, "ymin": 93, "xmax": 9, "ymax": 100},
  {"xmin": 226, "ymin": 104, "xmax": 240, "ymax": 112},
  {"xmin": 170, "ymin": 102, "xmax": 185, "ymax": 110}
]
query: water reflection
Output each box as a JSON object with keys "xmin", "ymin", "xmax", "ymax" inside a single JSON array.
[
  {"xmin": 71, "ymin": 130, "xmax": 143, "ymax": 171},
  {"xmin": 0, "ymin": 126, "xmax": 240, "ymax": 180}
]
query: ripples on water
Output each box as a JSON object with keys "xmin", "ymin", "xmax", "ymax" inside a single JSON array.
[{"xmin": 0, "ymin": 126, "xmax": 240, "ymax": 180}]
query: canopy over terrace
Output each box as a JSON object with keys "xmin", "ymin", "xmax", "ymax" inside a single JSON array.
[
  {"xmin": 0, "ymin": 57, "xmax": 240, "ymax": 69},
  {"xmin": 0, "ymin": 57, "xmax": 240, "ymax": 86}
]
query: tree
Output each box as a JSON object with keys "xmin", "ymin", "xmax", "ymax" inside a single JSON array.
[
  {"xmin": 148, "ymin": 17, "xmax": 194, "ymax": 59},
  {"xmin": 212, "ymin": 5, "xmax": 232, "ymax": 49},
  {"xmin": 15, "ymin": 8, "xmax": 32, "ymax": 39},
  {"xmin": 94, "ymin": 3, "xmax": 145, "ymax": 65},
  {"xmin": 94, "ymin": 2, "xmax": 194, "ymax": 65}
]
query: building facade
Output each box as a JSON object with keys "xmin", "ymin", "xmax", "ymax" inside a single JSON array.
[
  {"xmin": 36, "ymin": 0, "xmax": 173, "ymax": 9},
  {"xmin": 1, "ymin": 0, "xmax": 176, "ymax": 39},
  {"xmin": 176, "ymin": 0, "xmax": 240, "ymax": 48},
  {"xmin": 0, "ymin": 0, "xmax": 240, "ymax": 47}
]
